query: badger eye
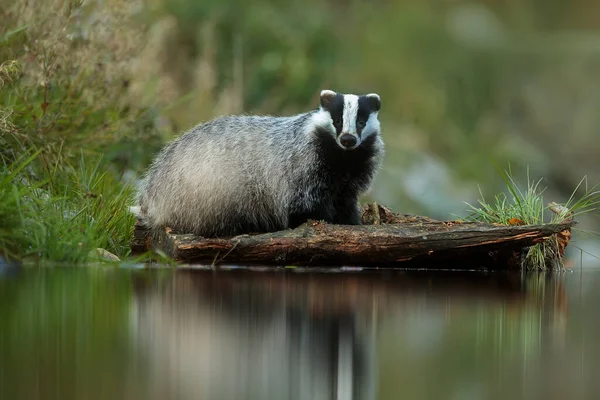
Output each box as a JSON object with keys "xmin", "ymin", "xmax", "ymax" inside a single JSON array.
[
  {"xmin": 333, "ymin": 117, "xmax": 342, "ymax": 126},
  {"xmin": 357, "ymin": 120, "xmax": 366, "ymax": 128}
]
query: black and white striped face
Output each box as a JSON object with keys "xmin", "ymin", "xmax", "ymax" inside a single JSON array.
[{"xmin": 315, "ymin": 89, "xmax": 381, "ymax": 150}]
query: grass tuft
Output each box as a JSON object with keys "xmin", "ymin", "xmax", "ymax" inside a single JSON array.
[
  {"xmin": 464, "ymin": 166, "xmax": 600, "ymax": 271},
  {"xmin": 0, "ymin": 149, "xmax": 136, "ymax": 263}
]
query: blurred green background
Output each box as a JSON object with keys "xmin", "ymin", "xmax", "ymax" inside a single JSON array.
[{"xmin": 1, "ymin": 0, "xmax": 599, "ymax": 264}]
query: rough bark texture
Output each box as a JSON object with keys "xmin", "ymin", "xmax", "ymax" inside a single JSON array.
[{"xmin": 130, "ymin": 203, "xmax": 576, "ymax": 270}]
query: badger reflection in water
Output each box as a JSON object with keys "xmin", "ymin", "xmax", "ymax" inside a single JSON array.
[{"xmin": 128, "ymin": 270, "xmax": 378, "ymax": 400}]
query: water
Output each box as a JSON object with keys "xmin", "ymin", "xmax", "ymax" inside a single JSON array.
[{"xmin": 1, "ymin": 266, "xmax": 600, "ymax": 400}]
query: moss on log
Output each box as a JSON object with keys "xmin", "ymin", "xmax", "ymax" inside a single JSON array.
[{"xmin": 130, "ymin": 203, "xmax": 575, "ymax": 269}]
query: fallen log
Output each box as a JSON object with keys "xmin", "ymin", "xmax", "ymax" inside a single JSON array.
[{"xmin": 130, "ymin": 203, "xmax": 576, "ymax": 270}]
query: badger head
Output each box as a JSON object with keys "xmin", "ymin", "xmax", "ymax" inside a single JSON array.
[{"xmin": 314, "ymin": 89, "xmax": 381, "ymax": 151}]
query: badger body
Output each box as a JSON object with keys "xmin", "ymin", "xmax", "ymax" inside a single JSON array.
[{"xmin": 134, "ymin": 90, "xmax": 384, "ymax": 237}]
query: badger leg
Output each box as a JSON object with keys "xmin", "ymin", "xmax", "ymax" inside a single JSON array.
[
  {"xmin": 288, "ymin": 199, "xmax": 360, "ymax": 227},
  {"xmin": 333, "ymin": 198, "xmax": 361, "ymax": 225}
]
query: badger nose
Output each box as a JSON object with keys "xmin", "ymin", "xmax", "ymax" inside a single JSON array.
[{"xmin": 339, "ymin": 134, "xmax": 357, "ymax": 149}]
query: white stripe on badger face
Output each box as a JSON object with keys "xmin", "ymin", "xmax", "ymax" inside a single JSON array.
[{"xmin": 342, "ymin": 95, "xmax": 359, "ymax": 135}]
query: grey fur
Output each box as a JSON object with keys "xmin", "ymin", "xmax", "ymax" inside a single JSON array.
[{"xmin": 133, "ymin": 90, "xmax": 384, "ymax": 237}]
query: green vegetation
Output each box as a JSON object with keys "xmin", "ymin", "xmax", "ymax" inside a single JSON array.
[
  {"xmin": 0, "ymin": 150, "xmax": 136, "ymax": 262},
  {"xmin": 464, "ymin": 167, "xmax": 600, "ymax": 270},
  {"xmin": 0, "ymin": 0, "xmax": 162, "ymax": 263}
]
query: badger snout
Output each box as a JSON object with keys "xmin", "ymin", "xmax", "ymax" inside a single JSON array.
[{"xmin": 339, "ymin": 133, "xmax": 359, "ymax": 150}]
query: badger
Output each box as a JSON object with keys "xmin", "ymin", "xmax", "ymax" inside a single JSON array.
[{"xmin": 132, "ymin": 89, "xmax": 384, "ymax": 237}]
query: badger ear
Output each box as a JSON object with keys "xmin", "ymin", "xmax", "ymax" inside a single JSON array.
[
  {"xmin": 366, "ymin": 93, "xmax": 381, "ymax": 112},
  {"xmin": 320, "ymin": 89, "xmax": 337, "ymax": 109}
]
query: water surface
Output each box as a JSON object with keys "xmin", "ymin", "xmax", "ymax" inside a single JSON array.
[{"xmin": 1, "ymin": 266, "xmax": 600, "ymax": 400}]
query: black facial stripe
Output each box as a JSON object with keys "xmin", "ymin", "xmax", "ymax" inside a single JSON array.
[
  {"xmin": 321, "ymin": 93, "xmax": 344, "ymax": 134},
  {"xmin": 355, "ymin": 113, "xmax": 369, "ymax": 137},
  {"xmin": 358, "ymin": 95, "xmax": 377, "ymax": 116},
  {"xmin": 356, "ymin": 95, "xmax": 377, "ymax": 137}
]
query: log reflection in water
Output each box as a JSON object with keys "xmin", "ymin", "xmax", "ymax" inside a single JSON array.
[{"xmin": 128, "ymin": 270, "xmax": 568, "ymax": 400}]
